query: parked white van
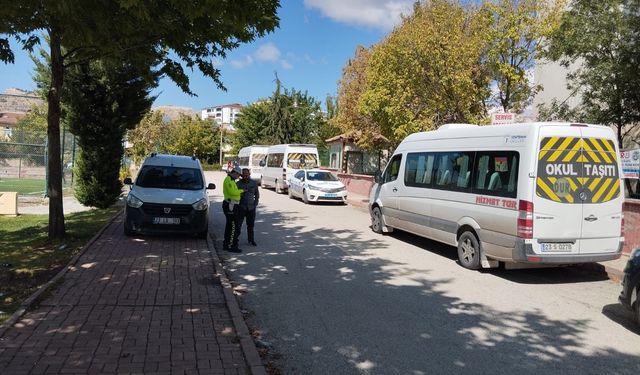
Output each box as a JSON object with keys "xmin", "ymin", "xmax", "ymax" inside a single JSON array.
[
  {"xmin": 261, "ymin": 144, "xmax": 319, "ymax": 193},
  {"xmin": 369, "ymin": 122, "xmax": 624, "ymax": 269},
  {"xmin": 237, "ymin": 145, "xmax": 268, "ymax": 185}
]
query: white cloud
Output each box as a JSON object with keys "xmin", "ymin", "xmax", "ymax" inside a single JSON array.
[
  {"xmin": 304, "ymin": 0, "xmax": 413, "ymax": 30},
  {"xmin": 280, "ymin": 60, "xmax": 293, "ymax": 70},
  {"xmin": 255, "ymin": 43, "xmax": 281, "ymax": 63},
  {"xmin": 230, "ymin": 55, "xmax": 253, "ymax": 69}
]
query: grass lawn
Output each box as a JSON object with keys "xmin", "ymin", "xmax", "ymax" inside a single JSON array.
[
  {"xmin": 0, "ymin": 178, "xmax": 46, "ymax": 195},
  {"xmin": 0, "ymin": 207, "xmax": 120, "ymax": 324}
]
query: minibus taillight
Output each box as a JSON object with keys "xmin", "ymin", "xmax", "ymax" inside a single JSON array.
[{"xmin": 517, "ymin": 200, "xmax": 534, "ymax": 239}]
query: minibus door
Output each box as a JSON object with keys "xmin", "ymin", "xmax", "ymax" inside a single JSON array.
[
  {"xmin": 377, "ymin": 154, "xmax": 403, "ymax": 227},
  {"xmin": 533, "ymin": 126, "xmax": 584, "ymax": 255},
  {"xmin": 576, "ymin": 132, "xmax": 622, "ymax": 254}
]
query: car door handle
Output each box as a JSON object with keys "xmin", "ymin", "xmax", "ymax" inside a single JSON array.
[
  {"xmin": 393, "ymin": 187, "xmax": 398, "ymax": 192},
  {"xmin": 584, "ymin": 214, "xmax": 598, "ymax": 222}
]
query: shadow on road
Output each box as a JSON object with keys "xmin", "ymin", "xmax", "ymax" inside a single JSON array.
[{"xmin": 210, "ymin": 197, "xmax": 640, "ymax": 375}]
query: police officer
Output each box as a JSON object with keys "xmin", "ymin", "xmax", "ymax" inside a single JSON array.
[
  {"xmin": 223, "ymin": 166, "xmax": 244, "ymax": 252},
  {"xmin": 236, "ymin": 168, "xmax": 260, "ymax": 246}
]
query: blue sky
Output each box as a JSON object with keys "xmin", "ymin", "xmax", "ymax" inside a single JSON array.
[{"xmin": 0, "ymin": 0, "xmax": 415, "ymax": 111}]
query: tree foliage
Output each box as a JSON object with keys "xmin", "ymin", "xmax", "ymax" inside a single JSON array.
[
  {"xmin": 65, "ymin": 61, "xmax": 155, "ymax": 208},
  {"xmin": 165, "ymin": 116, "xmax": 218, "ymax": 163},
  {"xmin": 0, "ymin": 0, "xmax": 280, "ymax": 238},
  {"xmin": 359, "ymin": 0, "xmax": 491, "ymax": 147},
  {"xmin": 484, "ymin": 0, "xmax": 565, "ymax": 113},
  {"xmin": 231, "ymin": 77, "xmax": 326, "ymax": 151},
  {"xmin": 545, "ymin": 0, "xmax": 640, "ymax": 147},
  {"xmin": 333, "ymin": 46, "xmax": 380, "ymax": 150},
  {"xmin": 126, "ymin": 111, "xmax": 172, "ymax": 164}
]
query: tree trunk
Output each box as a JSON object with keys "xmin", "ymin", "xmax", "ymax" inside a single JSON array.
[{"xmin": 47, "ymin": 28, "xmax": 66, "ymax": 238}]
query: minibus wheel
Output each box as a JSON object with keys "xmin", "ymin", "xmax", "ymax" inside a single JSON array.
[
  {"xmin": 371, "ymin": 206, "xmax": 384, "ymax": 234},
  {"xmin": 275, "ymin": 180, "xmax": 282, "ymax": 194},
  {"xmin": 457, "ymin": 231, "xmax": 481, "ymax": 270}
]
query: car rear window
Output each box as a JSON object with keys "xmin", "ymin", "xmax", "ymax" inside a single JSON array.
[{"xmin": 136, "ymin": 166, "xmax": 203, "ymax": 190}]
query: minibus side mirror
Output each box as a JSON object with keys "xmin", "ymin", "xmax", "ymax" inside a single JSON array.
[
  {"xmin": 123, "ymin": 177, "xmax": 133, "ymax": 185},
  {"xmin": 374, "ymin": 170, "xmax": 383, "ymax": 184},
  {"xmin": 207, "ymin": 183, "xmax": 216, "ymax": 190},
  {"xmin": 259, "ymin": 159, "xmax": 266, "ymax": 167}
]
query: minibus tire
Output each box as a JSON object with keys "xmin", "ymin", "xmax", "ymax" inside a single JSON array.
[
  {"xmin": 275, "ymin": 180, "xmax": 282, "ymax": 194},
  {"xmin": 371, "ymin": 207, "xmax": 384, "ymax": 234},
  {"xmin": 457, "ymin": 231, "xmax": 481, "ymax": 270}
]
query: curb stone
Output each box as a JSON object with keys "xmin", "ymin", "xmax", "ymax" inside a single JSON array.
[
  {"xmin": 0, "ymin": 209, "xmax": 123, "ymax": 338},
  {"xmin": 206, "ymin": 228, "xmax": 267, "ymax": 375}
]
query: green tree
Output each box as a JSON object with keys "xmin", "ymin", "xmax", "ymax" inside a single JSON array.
[
  {"xmin": 0, "ymin": 0, "xmax": 279, "ymax": 238},
  {"xmin": 484, "ymin": 0, "xmax": 565, "ymax": 113},
  {"xmin": 545, "ymin": 0, "xmax": 640, "ymax": 147},
  {"xmin": 65, "ymin": 60, "xmax": 155, "ymax": 208},
  {"xmin": 127, "ymin": 111, "xmax": 175, "ymax": 164},
  {"xmin": 231, "ymin": 101, "xmax": 272, "ymax": 152},
  {"xmin": 360, "ymin": 0, "xmax": 491, "ymax": 147},
  {"xmin": 333, "ymin": 45, "xmax": 380, "ymax": 150},
  {"xmin": 166, "ymin": 116, "xmax": 218, "ymax": 163},
  {"xmin": 14, "ymin": 103, "xmax": 48, "ymax": 144}
]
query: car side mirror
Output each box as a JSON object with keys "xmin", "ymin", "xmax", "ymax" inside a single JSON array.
[
  {"xmin": 374, "ymin": 170, "xmax": 383, "ymax": 184},
  {"xmin": 259, "ymin": 159, "xmax": 266, "ymax": 167},
  {"xmin": 207, "ymin": 183, "xmax": 216, "ymax": 190},
  {"xmin": 123, "ymin": 177, "xmax": 133, "ymax": 185}
]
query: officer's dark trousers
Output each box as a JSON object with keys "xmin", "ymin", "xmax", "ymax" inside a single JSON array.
[{"xmin": 223, "ymin": 201, "xmax": 241, "ymax": 248}]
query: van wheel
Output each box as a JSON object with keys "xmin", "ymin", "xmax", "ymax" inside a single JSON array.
[
  {"xmin": 302, "ymin": 189, "xmax": 309, "ymax": 204},
  {"xmin": 371, "ymin": 206, "xmax": 384, "ymax": 234},
  {"xmin": 275, "ymin": 180, "xmax": 282, "ymax": 194},
  {"xmin": 457, "ymin": 231, "xmax": 481, "ymax": 270}
]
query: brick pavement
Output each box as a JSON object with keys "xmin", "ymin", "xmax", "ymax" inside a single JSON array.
[{"xmin": 0, "ymin": 214, "xmax": 253, "ymax": 375}]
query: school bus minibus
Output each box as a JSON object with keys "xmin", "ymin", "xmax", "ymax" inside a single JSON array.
[{"xmin": 369, "ymin": 122, "xmax": 624, "ymax": 269}]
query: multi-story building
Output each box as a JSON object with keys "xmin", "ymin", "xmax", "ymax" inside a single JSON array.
[{"xmin": 201, "ymin": 103, "xmax": 242, "ymax": 128}]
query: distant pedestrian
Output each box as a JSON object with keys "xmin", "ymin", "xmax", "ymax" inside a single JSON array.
[
  {"xmin": 236, "ymin": 168, "xmax": 259, "ymax": 246},
  {"xmin": 223, "ymin": 166, "xmax": 244, "ymax": 252}
]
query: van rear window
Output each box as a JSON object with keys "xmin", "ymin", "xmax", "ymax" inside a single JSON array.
[
  {"xmin": 287, "ymin": 153, "xmax": 318, "ymax": 169},
  {"xmin": 536, "ymin": 137, "xmax": 619, "ymax": 203}
]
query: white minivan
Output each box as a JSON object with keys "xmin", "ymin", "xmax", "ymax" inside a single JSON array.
[
  {"xmin": 123, "ymin": 153, "xmax": 215, "ymax": 237},
  {"xmin": 261, "ymin": 144, "xmax": 319, "ymax": 193},
  {"xmin": 369, "ymin": 122, "xmax": 625, "ymax": 269},
  {"xmin": 237, "ymin": 145, "xmax": 268, "ymax": 185}
]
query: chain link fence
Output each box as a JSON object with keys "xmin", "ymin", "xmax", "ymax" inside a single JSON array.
[{"xmin": 0, "ymin": 128, "xmax": 76, "ymax": 196}]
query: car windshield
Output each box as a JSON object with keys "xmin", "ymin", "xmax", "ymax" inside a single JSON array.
[
  {"xmin": 307, "ymin": 171, "xmax": 338, "ymax": 181},
  {"xmin": 136, "ymin": 166, "xmax": 203, "ymax": 190}
]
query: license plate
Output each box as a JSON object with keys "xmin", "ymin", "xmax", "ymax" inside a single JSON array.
[
  {"xmin": 540, "ymin": 242, "xmax": 574, "ymax": 252},
  {"xmin": 325, "ymin": 193, "xmax": 337, "ymax": 197},
  {"xmin": 153, "ymin": 217, "xmax": 180, "ymax": 225}
]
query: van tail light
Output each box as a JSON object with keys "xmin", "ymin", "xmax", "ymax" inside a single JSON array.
[{"xmin": 517, "ymin": 200, "xmax": 534, "ymax": 239}]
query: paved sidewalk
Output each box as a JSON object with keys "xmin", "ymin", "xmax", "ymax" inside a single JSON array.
[{"xmin": 0, "ymin": 213, "xmax": 258, "ymax": 374}]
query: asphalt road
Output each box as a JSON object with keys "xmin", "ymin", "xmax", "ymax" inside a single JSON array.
[{"xmin": 205, "ymin": 171, "xmax": 640, "ymax": 375}]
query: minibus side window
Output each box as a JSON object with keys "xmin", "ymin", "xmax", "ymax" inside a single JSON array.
[
  {"xmin": 405, "ymin": 152, "xmax": 435, "ymax": 187},
  {"xmin": 383, "ymin": 154, "xmax": 402, "ymax": 183},
  {"xmin": 267, "ymin": 153, "xmax": 284, "ymax": 167},
  {"xmin": 472, "ymin": 151, "xmax": 519, "ymax": 198},
  {"xmin": 432, "ymin": 152, "xmax": 474, "ymax": 191}
]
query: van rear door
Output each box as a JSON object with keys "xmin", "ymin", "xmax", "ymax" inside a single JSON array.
[
  {"xmin": 576, "ymin": 128, "xmax": 622, "ymax": 254},
  {"xmin": 533, "ymin": 126, "xmax": 584, "ymax": 255}
]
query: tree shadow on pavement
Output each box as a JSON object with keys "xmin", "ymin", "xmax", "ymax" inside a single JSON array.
[{"xmin": 210, "ymin": 201, "xmax": 640, "ymax": 375}]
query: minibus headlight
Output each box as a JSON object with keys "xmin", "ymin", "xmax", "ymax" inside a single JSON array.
[
  {"xmin": 126, "ymin": 193, "xmax": 143, "ymax": 208},
  {"xmin": 192, "ymin": 198, "xmax": 209, "ymax": 211}
]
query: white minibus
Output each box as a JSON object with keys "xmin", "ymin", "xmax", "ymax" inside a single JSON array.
[
  {"xmin": 261, "ymin": 144, "xmax": 319, "ymax": 193},
  {"xmin": 237, "ymin": 145, "xmax": 268, "ymax": 185},
  {"xmin": 369, "ymin": 122, "xmax": 624, "ymax": 269}
]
